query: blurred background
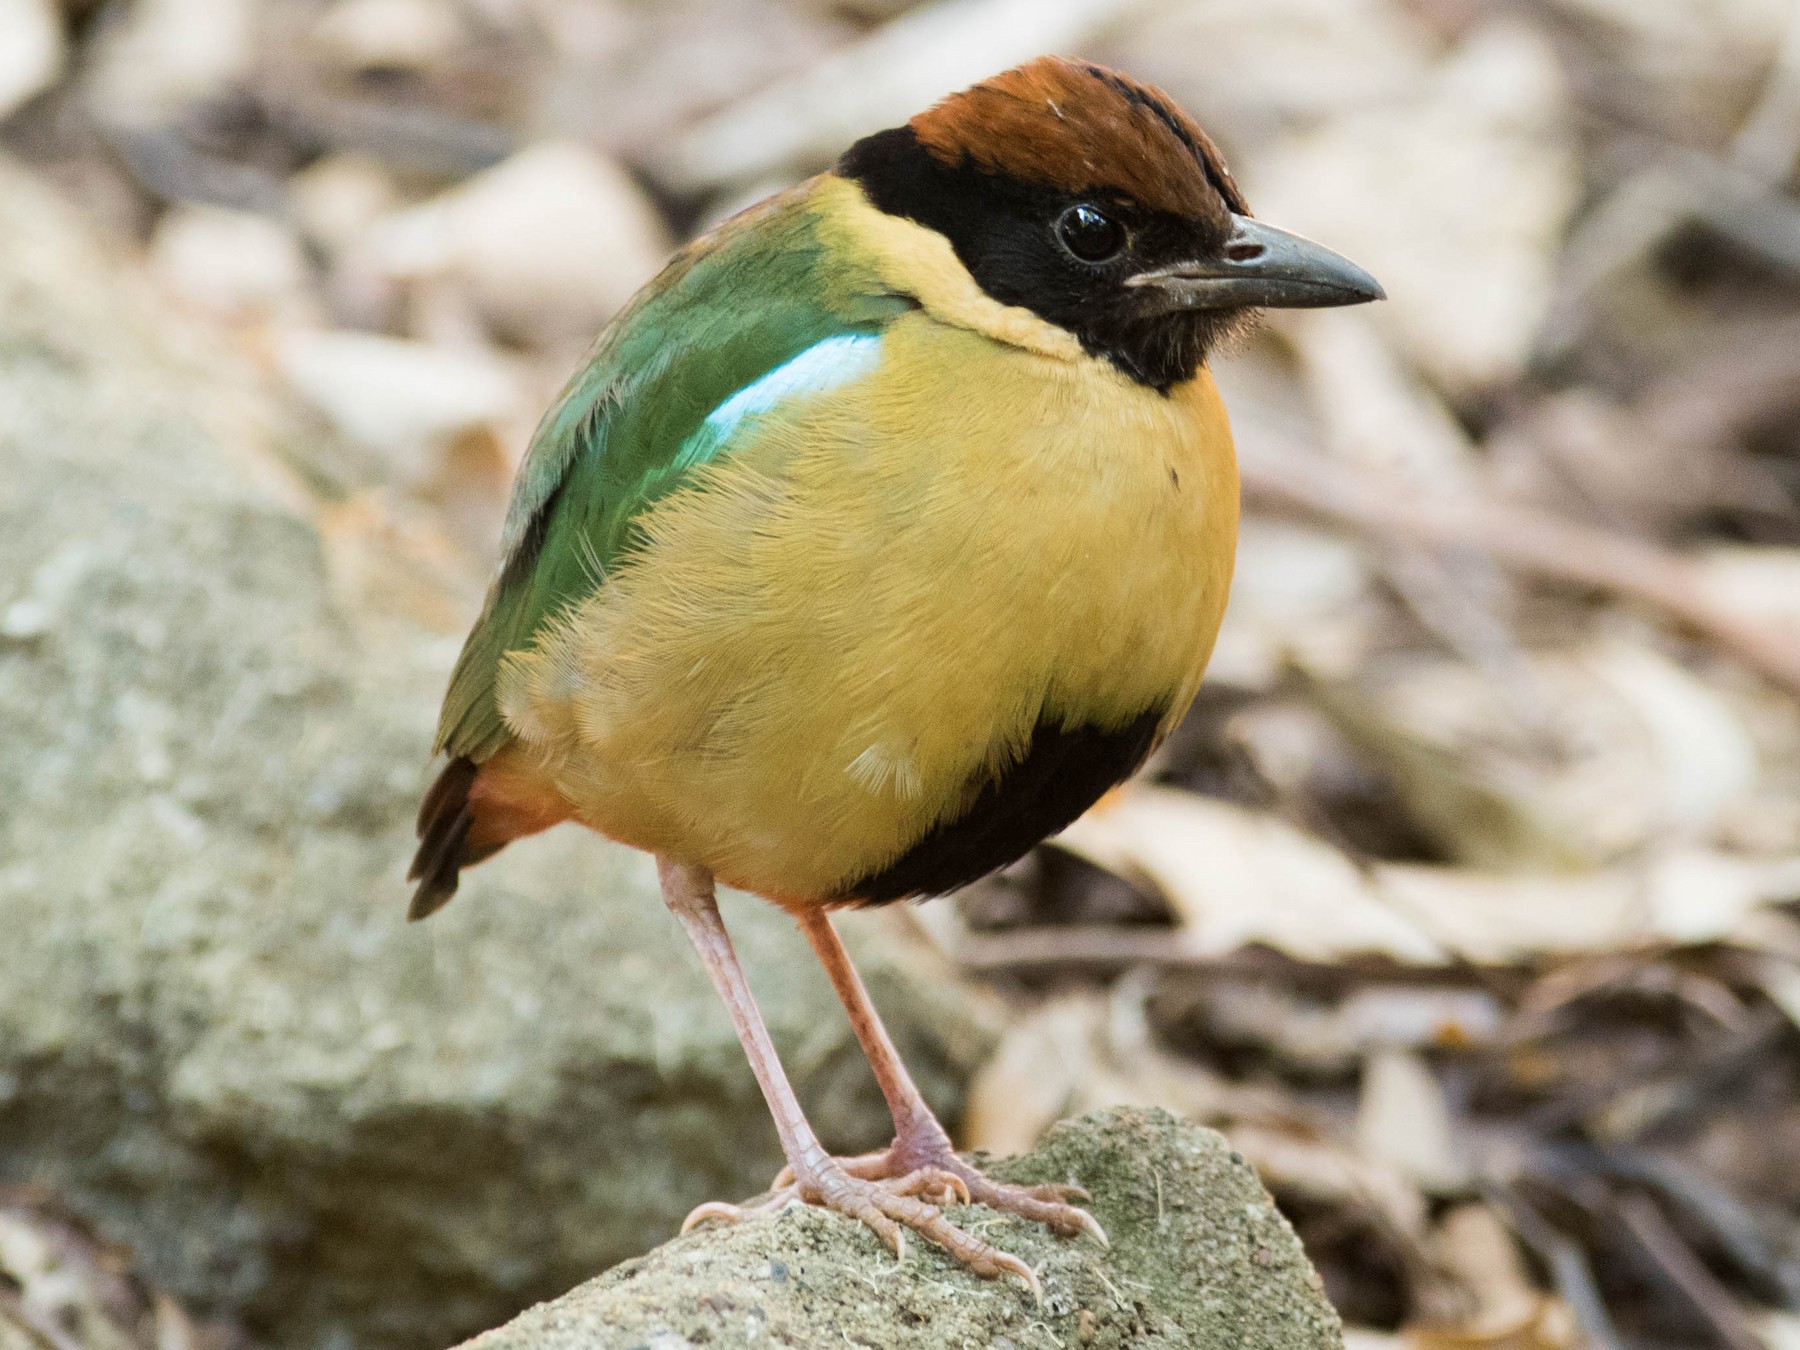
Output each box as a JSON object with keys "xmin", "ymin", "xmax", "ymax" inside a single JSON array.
[{"xmin": 3, "ymin": 0, "xmax": 1800, "ymax": 1348}]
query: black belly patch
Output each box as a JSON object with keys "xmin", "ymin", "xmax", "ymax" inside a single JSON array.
[{"xmin": 839, "ymin": 706, "xmax": 1167, "ymax": 905}]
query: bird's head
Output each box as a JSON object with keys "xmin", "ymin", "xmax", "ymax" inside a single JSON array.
[{"xmin": 839, "ymin": 56, "xmax": 1383, "ymax": 391}]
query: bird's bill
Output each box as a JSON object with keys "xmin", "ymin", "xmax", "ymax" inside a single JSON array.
[{"xmin": 1126, "ymin": 215, "xmax": 1385, "ymax": 312}]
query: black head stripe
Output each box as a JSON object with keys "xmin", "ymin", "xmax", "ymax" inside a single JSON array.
[{"xmin": 839, "ymin": 127, "xmax": 1240, "ymax": 390}]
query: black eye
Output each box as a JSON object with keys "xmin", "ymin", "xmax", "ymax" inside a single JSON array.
[{"xmin": 1056, "ymin": 204, "xmax": 1125, "ymax": 263}]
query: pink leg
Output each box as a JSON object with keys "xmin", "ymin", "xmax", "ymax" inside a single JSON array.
[
  {"xmin": 656, "ymin": 859, "xmax": 1042, "ymax": 1296},
  {"xmin": 792, "ymin": 907, "xmax": 1108, "ymax": 1248}
]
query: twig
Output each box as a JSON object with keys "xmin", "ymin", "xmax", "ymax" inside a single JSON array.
[
  {"xmin": 952, "ymin": 921, "xmax": 1496, "ymax": 988},
  {"xmin": 1485, "ymin": 1183, "xmax": 1625, "ymax": 1350},
  {"xmin": 1587, "ymin": 1013, "xmax": 1787, "ymax": 1145},
  {"xmin": 1536, "ymin": 34, "xmax": 1800, "ymax": 360},
  {"xmin": 1238, "ymin": 440, "xmax": 1800, "ymax": 699},
  {"xmin": 1514, "ymin": 1011, "xmax": 1785, "ymax": 1141},
  {"xmin": 1561, "ymin": 1143, "xmax": 1800, "ymax": 1311},
  {"xmin": 261, "ymin": 81, "xmax": 514, "ymax": 178},
  {"xmin": 1732, "ymin": 0, "xmax": 1800, "ymax": 184},
  {"xmin": 1615, "ymin": 1192, "xmax": 1766, "ymax": 1350}
]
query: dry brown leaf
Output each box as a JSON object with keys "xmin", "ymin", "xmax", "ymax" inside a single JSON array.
[
  {"xmin": 1282, "ymin": 307, "xmax": 1481, "ymax": 489},
  {"xmin": 1699, "ymin": 548, "xmax": 1800, "ymax": 642},
  {"xmin": 84, "ymin": 0, "xmax": 259, "ymax": 129},
  {"xmin": 1431, "ymin": 1206, "xmax": 1544, "ymax": 1325},
  {"xmin": 289, "ymin": 154, "xmax": 405, "ymax": 256},
  {"xmin": 1757, "ymin": 1310, "xmax": 1800, "ymax": 1350},
  {"xmin": 1346, "ymin": 1314, "xmax": 1579, "ymax": 1350},
  {"xmin": 960, "ymin": 986, "xmax": 1289, "ymax": 1156},
  {"xmin": 1314, "ymin": 639, "xmax": 1760, "ymax": 869},
  {"xmin": 1404, "ymin": 1301, "xmax": 1580, "ymax": 1350},
  {"xmin": 1059, "ymin": 785, "xmax": 1449, "ymax": 963},
  {"xmin": 310, "ymin": 0, "xmax": 465, "ymax": 75},
  {"xmin": 1747, "ymin": 952, "xmax": 1800, "ymax": 1031},
  {"xmin": 959, "ymin": 996, "xmax": 1095, "ymax": 1156},
  {"xmin": 1056, "ymin": 785, "xmax": 1800, "ymax": 965},
  {"xmin": 1543, "ymin": 0, "xmax": 1796, "ymax": 145},
  {"xmin": 1378, "ymin": 850, "xmax": 1800, "ymax": 961},
  {"xmin": 1227, "ymin": 1120, "xmax": 1430, "ymax": 1239},
  {"xmin": 1193, "ymin": 977, "xmax": 1506, "ymax": 1077},
  {"xmin": 1248, "ymin": 22, "xmax": 1578, "ymax": 391},
  {"xmin": 1357, "ymin": 1048, "xmax": 1465, "ymax": 1193},
  {"xmin": 0, "ymin": 1192, "xmax": 225, "ymax": 1350},
  {"xmin": 1205, "ymin": 516, "xmax": 1382, "ymax": 688}
]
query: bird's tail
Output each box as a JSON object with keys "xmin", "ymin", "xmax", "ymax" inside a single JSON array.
[
  {"xmin": 406, "ymin": 749, "xmax": 572, "ymax": 920},
  {"xmin": 407, "ymin": 757, "xmax": 492, "ymax": 919}
]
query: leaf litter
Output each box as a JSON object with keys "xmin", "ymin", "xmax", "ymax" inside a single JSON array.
[{"xmin": 4, "ymin": 0, "xmax": 1800, "ymax": 1345}]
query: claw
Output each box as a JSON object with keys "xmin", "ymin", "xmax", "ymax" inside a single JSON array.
[
  {"xmin": 681, "ymin": 1200, "xmax": 746, "ymax": 1234},
  {"xmin": 892, "ymin": 1166, "xmax": 971, "ymax": 1208},
  {"xmin": 681, "ymin": 1186, "xmax": 799, "ymax": 1234},
  {"xmin": 992, "ymin": 1251, "xmax": 1043, "ymax": 1305},
  {"xmin": 1075, "ymin": 1207, "xmax": 1110, "ymax": 1249},
  {"xmin": 684, "ymin": 1140, "xmax": 1097, "ymax": 1301},
  {"xmin": 942, "ymin": 1172, "xmax": 972, "ymax": 1207}
]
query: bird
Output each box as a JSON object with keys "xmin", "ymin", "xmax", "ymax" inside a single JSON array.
[{"xmin": 408, "ymin": 55, "xmax": 1382, "ymax": 1295}]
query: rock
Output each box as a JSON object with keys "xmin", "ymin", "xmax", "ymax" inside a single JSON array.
[
  {"xmin": 272, "ymin": 326, "xmax": 527, "ymax": 477},
  {"xmin": 290, "ymin": 154, "xmax": 404, "ymax": 257},
  {"xmin": 0, "ymin": 154, "xmax": 997, "ymax": 1350},
  {"xmin": 310, "ymin": 0, "xmax": 466, "ymax": 76},
  {"xmin": 461, "ymin": 1107, "xmax": 1345, "ymax": 1350},
  {"xmin": 368, "ymin": 142, "xmax": 669, "ymax": 348},
  {"xmin": 84, "ymin": 0, "xmax": 259, "ymax": 130},
  {"xmin": 0, "ymin": 0, "xmax": 63, "ymax": 122},
  {"xmin": 149, "ymin": 204, "xmax": 320, "ymax": 326}
]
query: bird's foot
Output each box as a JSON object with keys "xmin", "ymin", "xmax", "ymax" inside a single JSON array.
[
  {"xmin": 681, "ymin": 1158, "xmax": 1052, "ymax": 1299},
  {"xmin": 774, "ymin": 1140, "xmax": 1108, "ymax": 1248}
]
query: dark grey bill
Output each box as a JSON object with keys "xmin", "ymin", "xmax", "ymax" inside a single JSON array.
[{"xmin": 1127, "ymin": 215, "xmax": 1385, "ymax": 312}]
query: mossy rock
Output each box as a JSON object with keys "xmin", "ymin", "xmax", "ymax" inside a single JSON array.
[{"xmin": 464, "ymin": 1106, "xmax": 1345, "ymax": 1350}]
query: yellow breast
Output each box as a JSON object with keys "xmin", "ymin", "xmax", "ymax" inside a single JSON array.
[{"xmin": 497, "ymin": 310, "xmax": 1237, "ymax": 903}]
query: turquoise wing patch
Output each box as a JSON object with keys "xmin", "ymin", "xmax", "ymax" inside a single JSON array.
[{"xmin": 677, "ymin": 333, "xmax": 884, "ymax": 471}]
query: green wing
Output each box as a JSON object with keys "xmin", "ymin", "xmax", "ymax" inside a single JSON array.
[{"xmin": 436, "ymin": 194, "xmax": 907, "ymax": 762}]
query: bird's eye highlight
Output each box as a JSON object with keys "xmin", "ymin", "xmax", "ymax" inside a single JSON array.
[{"xmin": 1056, "ymin": 204, "xmax": 1125, "ymax": 263}]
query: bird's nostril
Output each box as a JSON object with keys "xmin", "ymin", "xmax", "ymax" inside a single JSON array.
[{"xmin": 1225, "ymin": 241, "xmax": 1265, "ymax": 263}]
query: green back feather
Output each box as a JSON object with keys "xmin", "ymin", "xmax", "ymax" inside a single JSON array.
[{"xmin": 436, "ymin": 189, "xmax": 907, "ymax": 761}]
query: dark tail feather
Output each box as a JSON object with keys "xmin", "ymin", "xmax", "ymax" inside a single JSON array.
[
  {"xmin": 408, "ymin": 757, "xmax": 486, "ymax": 920},
  {"xmin": 408, "ymin": 750, "xmax": 570, "ymax": 920}
]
